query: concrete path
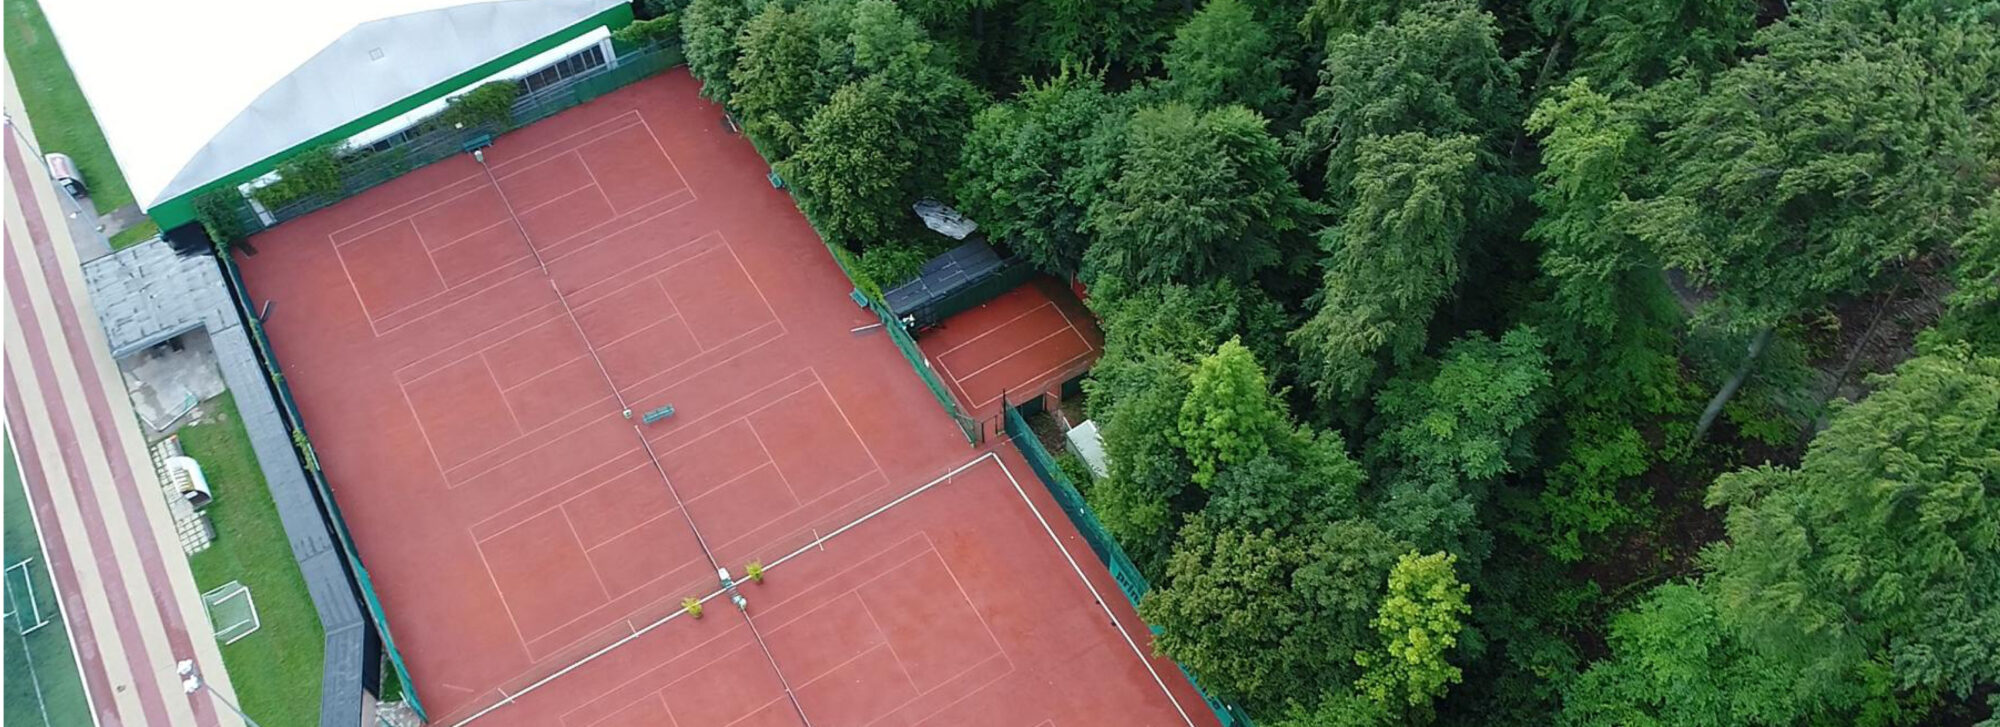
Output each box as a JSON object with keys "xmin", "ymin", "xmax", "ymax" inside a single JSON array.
[{"xmin": 5, "ymin": 61, "xmax": 243, "ymax": 727}]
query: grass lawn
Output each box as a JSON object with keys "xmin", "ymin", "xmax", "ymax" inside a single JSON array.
[
  {"xmin": 3, "ymin": 433, "xmax": 93, "ymax": 727},
  {"xmin": 4, "ymin": 0, "xmax": 157, "ymax": 250},
  {"xmin": 177, "ymin": 393, "xmax": 324, "ymax": 727}
]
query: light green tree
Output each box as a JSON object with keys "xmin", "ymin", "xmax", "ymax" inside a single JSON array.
[
  {"xmin": 1178, "ymin": 338, "xmax": 1293, "ymax": 489},
  {"xmin": 1355, "ymin": 551, "xmax": 1472, "ymax": 714},
  {"xmin": 1142, "ymin": 517, "xmax": 1407, "ymax": 714}
]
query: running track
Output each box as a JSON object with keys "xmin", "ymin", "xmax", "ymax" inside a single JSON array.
[{"xmin": 4, "ymin": 64, "xmax": 243, "ymax": 726}]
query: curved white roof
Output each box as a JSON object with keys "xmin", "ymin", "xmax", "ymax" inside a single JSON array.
[{"xmin": 42, "ymin": 0, "xmax": 621, "ymax": 210}]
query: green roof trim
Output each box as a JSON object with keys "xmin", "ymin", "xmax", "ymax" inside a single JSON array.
[{"xmin": 147, "ymin": 2, "xmax": 633, "ymax": 230}]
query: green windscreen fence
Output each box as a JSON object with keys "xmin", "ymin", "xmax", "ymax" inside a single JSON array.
[
  {"xmin": 219, "ymin": 258, "xmax": 428, "ymax": 723},
  {"xmin": 822, "ymin": 244, "xmax": 985, "ymax": 444},
  {"xmin": 1001, "ymin": 403, "xmax": 1255, "ymax": 727},
  {"xmin": 210, "ymin": 44, "xmax": 686, "ymax": 236}
]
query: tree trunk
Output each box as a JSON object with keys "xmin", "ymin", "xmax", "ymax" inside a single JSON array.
[
  {"xmin": 1796, "ymin": 284, "xmax": 1903, "ymax": 448},
  {"xmin": 1690, "ymin": 325, "xmax": 1775, "ymax": 448}
]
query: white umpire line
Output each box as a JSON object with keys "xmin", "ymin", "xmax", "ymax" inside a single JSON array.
[{"xmin": 449, "ymin": 451, "xmax": 1199, "ymax": 727}]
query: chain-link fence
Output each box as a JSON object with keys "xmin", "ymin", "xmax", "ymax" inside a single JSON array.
[
  {"xmin": 206, "ymin": 44, "xmax": 685, "ymax": 240},
  {"xmin": 1000, "ymin": 402, "xmax": 1256, "ymax": 727}
]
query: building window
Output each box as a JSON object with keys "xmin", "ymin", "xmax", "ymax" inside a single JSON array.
[{"xmin": 516, "ymin": 43, "xmax": 607, "ymax": 96}]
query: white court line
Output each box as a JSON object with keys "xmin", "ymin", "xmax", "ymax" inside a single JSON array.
[
  {"xmin": 448, "ymin": 452, "xmax": 1200, "ymax": 727},
  {"xmin": 989, "ymin": 458, "xmax": 1199, "ymax": 727},
  {"xmin": 930, "ymin": 302, "xmax": 1054, "ymax": 360},
  {"xmin": 2, "ymin": 418, "xmax": 97, "ymax": 726},
  {"xmin": 966, "ymin": 349, "xmax": 1096, "ymax": 412},
  {"xmin": 447, "ymin": 453, "xmax": 998, "ymax": 727}
]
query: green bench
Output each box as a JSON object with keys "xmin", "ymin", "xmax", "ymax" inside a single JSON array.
[{"xmin": 641, "ymin": 405, "xmax": 675, "ymax": 425}]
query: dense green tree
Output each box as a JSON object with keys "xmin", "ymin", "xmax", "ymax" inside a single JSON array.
[
  {"xmin": 1162, "ymin": 0, "xmax": 1289, "ymax": 114},
  {"xmin": 1293, "ymin": 0, "xmax": 1521, "ymax": 206},
  {"xmin": 1369, "ymin": 327, "xmax": 1550, "ymax": 567},
  {"xmin": 1298, "ymin": 0, "xmax": 1421, "ymax": 40},
  {"xmin": 1561, "ymin": 584, "xmax": 1813, "ymax": 727},
  {"xmin": 1143, "ymin": 516, "xmax": 1408, "ymax": 714},
  {"xmin": 1204, "ymin": 430, "xmax": 1365, "ymax": 533},
  {"xmin": 1517, "ymin": 78, "xmax": 1693, "ymax": 561},
  {"xmin": 1084, "ymin": 104, "xmax": 1315, "ymax": 292},
  {"xmin": 1355, "ymin": 551, "xmax": 1472, "ymax": 715},
  {"xmin": 782, "ymin": 78, "xmax": 914, "ymax": 246},
  {"xmin": 1938, "ymin": 193, "xmax": 2000, "ymax": 352},
  {"xmin": 951, "ymin": 69, "xmax": 1120, "ymax": 275},
  {"xmin": 1290, "ymin": 132, "xmax": 1479, "ymax": 406},
  {"xmin": 681, "ymin": 0, "xmax": 750, "ymax": 105},
  {"xmin": 1705, "ymin": 345, "xmax": 2000, "ymax": 701},
  {"xmin": 1013, "ymin": 0, "xmax": 1181, "ymax": 75},
  {"xmin": 1621, "ymin": 4, "xmax": 2000, "ymax": 333},
  {"xmin": 730, "ymin": 4, "xmax": 826, "ymax": 158},
  {"xmin": 1532, "ymin": 0, "xmax": 1755, "ymax": 90},
  {"xmin": 1086, "ymin": 280, "xmax": 1290, "ymax": 420},
  {"xmin": 1088, "ymin": 359, "xmax": 1198, "ymax": 576},
  {"xmin": 1179, "ymin": 338, "xmax": 1295, "ymax": 488},
  {"xmin": 1523, "ymin": 79, "xmax": 1651, "ymax": 338}
]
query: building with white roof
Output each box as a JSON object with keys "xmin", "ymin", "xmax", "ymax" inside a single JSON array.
[{"xmin": 41, "ymin": 0, "xmax": 634, "ymax": 233}]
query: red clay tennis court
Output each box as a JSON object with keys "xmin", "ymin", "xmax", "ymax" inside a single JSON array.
[
  {"xmin": 237, "ymin": 70, "xmax": 1210, "ymax": 727},
  {"xmin": 916, "ymin": 278, "xmax": 1102, "ymax": 420}
]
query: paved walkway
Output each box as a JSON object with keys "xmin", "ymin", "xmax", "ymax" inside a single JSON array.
[{"xmin": 5, "ymin": 62, "xmax": 242, "ymax": 727}]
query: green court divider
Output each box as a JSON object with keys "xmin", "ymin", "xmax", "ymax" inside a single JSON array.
[
  {"xmin": 218, "ymin": 257, "xmax": 428, "ymax": 723},
  {"xmin": 212, "ymin": 44, "xmax": 687, "ymax": 236},
  {"xmin": 1001, "ymin": 402, "xmax": 1256, "ymax": 727}
]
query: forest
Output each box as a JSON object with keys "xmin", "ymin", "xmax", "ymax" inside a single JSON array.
[{"xmin": 648, "ymin": 0, "xmax": 2000, "ymax": 723}]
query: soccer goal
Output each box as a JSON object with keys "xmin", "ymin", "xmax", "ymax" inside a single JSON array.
[{"xmin": 202, "ymin": 581, "xmax": 259, "ymax": 645}]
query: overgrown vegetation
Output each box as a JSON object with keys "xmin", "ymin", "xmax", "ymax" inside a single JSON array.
[
  {"xmin": 249, "ymin": 144, "xmax": 345, "ymax": 211},
  {"xmin": 670, "ymin": 1, "xmax": 2000, "ymax": 723},
  {"xmin": 434, "ymin": 81, "xmax": 521, "ymax": 131}
]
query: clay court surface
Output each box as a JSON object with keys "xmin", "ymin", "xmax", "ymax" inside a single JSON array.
[
  {"xmin": 237, "ymin": 71, "xmax": 1208, "ymax": 726},
  {"xmin": 917, "ymin": 278, "xmax": 1102, "ymax": 420}
]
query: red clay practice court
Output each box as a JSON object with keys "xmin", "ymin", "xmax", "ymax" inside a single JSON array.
[
  {"xmin": 915, "ymin": 278, "xmax": 1103, "ymax": 420},
  {"xmin": 237, "ymin": 71, "xmax": 1213, "ymax": 726}
]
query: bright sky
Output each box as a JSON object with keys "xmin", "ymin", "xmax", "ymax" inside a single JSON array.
[{"xmin": 42, "ymin": 0, "xmax": 470, "ymax": 207}]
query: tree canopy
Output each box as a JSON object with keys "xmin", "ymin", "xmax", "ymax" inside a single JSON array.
[{"xmin": 678, "ymin": 0, "xmax": 2000, "ymax": 721}]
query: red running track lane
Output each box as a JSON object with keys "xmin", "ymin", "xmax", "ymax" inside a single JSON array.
[
  {"xmin": 6, "ymin": 118, "xmax": 229, "ymax": 725},
  {"xmin": 235, "ymin": 69, "xmax": 1208, "ymax": 727},
  {"xmin": 917, "ymin": 278, "xmax": 1103, "ymax": 419}
]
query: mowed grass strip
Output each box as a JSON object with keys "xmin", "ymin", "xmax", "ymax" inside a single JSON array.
[
  {"xmin": 177, "ymin": 393, "xmax": 324, "ymax": 726},
  {"xmin": 3, "ymin": 0, "xmax": 159, "ymax": 249}
]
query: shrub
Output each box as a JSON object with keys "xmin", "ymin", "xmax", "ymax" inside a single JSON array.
[
  {"xmin": 1055, "ymin": 451, "xmax": 1094, "ymax": 491},
  {"xmin": 250, "ymin": 144, "xmax": 344, "ymax": 211},
  {"xmin": 856, "ymin": 243, "xmax": 930, "ymax": 294},
  {"xmin": 193, "ymin": 188, "xmax": 250, "ymax": 249},
  {"xmin": 436, "ymin": 81, "xmax": 520, "ymax": 131},
  {"xmin": 681, "ymin": 596, "xmax": 703, "ymax": 618},
  {"xmin": 744, "ymin": 561, "xmax": 764, "ymax": 582},
  {"xmin": 614, "ymin": 14, "xmax": 681, "ymax": 49}
]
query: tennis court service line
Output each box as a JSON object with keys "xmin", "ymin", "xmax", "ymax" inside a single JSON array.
[
  {"xmin": 446, "ymin": 453, "xmax": 999, "ymax": 727},
  {"xmin": 473, "ymin": 149, "xmax": 819, "ymax": 725}
]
